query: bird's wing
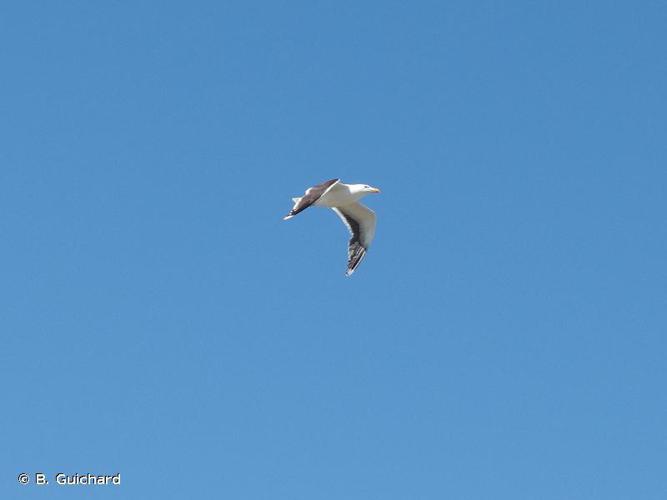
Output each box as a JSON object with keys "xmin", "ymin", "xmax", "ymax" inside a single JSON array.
[
  {"xmin": 283, "ymin": 179, "xmax": 340, "ymax": 219},
  {"xmin": 331, "ymin": 202, "xmax": 377, "ymax": 276}
]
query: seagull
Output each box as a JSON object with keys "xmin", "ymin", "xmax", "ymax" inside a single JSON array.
[{"xmin": 283, "ymin": 178, "xmax": 381, "ymax": 276}]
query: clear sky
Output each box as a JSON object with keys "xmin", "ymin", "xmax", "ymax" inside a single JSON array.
[{"xmin": 2, "ymin": 1, "xmax": 666, "ymax": 499}]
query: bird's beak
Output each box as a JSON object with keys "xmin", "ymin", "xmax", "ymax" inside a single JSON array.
[{"xmin": 370, "ymin": 187, "xmax": 381, "ymax": 194}]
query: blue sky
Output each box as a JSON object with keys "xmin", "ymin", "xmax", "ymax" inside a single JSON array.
[{"xmin": 2, "ymin": 1, "xmax": 666, "ymax": 498}]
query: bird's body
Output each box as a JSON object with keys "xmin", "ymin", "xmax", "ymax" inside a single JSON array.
[
  {"xmin": 283, "ymin": 179, "xmax": 381, "ymax": 276},
  {"xmin": 311, "ymin": 182, "xmax": 366, "ymax": 207}
]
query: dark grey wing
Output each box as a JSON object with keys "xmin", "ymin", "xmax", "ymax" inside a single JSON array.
[
  {"xmin": 283, "ymin": 178, "xmax": 340, "ymax": 219},
  {"xmin": 332, "ymin": 203, "xmax": 377, "ymax": 276},
  {"xmin": 345, "ymin": 242, "xmax": 367, "ymax": 277}
]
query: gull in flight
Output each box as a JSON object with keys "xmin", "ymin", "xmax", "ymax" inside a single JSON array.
[{"xmin": 283, "ymin": 179, "xmax": 381, "ymax": 276}]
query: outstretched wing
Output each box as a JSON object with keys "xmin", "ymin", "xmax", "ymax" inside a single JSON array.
[
  {"xmin": 331, "ymin": 202, "xmax": 377, "ymax": 276},
  {"xmin": 283, "ymin": 179, "xmax": 340, "ymax": 220}
]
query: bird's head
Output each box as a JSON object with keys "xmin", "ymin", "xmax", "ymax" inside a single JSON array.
[{"xmin": 353, "ymin": 184, "xmax": 381, "ymax": 195}]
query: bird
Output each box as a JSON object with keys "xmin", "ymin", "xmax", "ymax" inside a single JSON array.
[{"xmin": 283, "ymin": 178, "xmax": 381, "ymax": 276}]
